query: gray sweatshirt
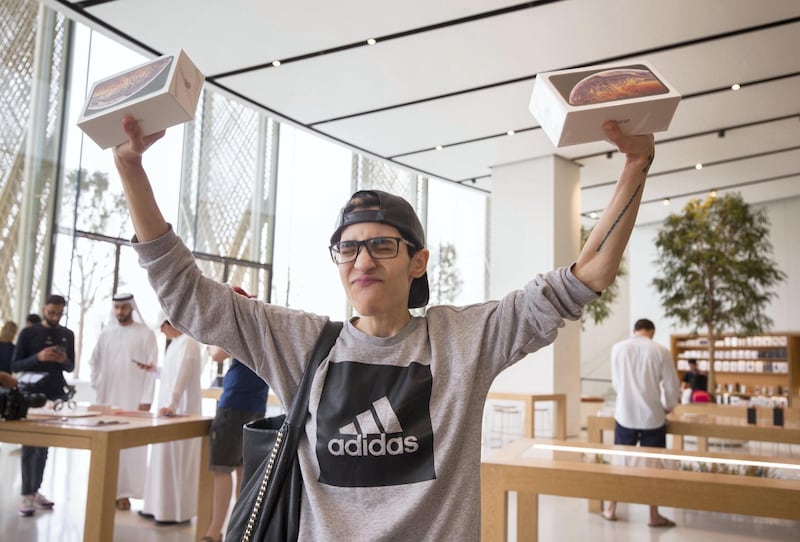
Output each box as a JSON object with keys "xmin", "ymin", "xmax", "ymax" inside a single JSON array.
[{"xmin": 135, "ymin": 228, "xmax": 597, "ymax": 541}]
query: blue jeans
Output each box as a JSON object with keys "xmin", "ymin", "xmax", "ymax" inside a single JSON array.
[
  {"xmin": 613, "ymin": 421, "xmax": 667, "ymax": 448},
  {"xmin": 21, "ymin": 446, "xmax": 48, "ymax": 495}
]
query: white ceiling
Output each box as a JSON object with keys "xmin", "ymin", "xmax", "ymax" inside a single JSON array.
[{"xmin": 46, "ymin": 0, "xmax": 800, "ymax": 225}]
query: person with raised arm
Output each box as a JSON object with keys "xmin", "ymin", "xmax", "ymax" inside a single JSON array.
[{"xmin": 113, "ymin": 114, "xmax": 653, "ymax": 540}]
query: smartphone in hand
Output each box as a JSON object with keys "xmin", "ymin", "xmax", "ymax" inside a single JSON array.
[{"xmin": 131, "ymin": 359, "xmax": 155, "ymax": 372}]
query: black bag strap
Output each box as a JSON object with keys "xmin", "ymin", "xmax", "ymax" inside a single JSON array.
[{"xmin": 285, "ymin": 320, "xmax": 342, "ymax": 428}]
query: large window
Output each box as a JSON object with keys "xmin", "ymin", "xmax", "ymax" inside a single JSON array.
[
  {"xmin": 51, "ymin": 28, "xmax": 184, "ymax": 378},
  {"xmin": 271, "ymin": 124, "xmax": 352, "ymax": 317},
  {"xmin": 427, "ymin": 182, "xmax": 489, "ymax": 305}
]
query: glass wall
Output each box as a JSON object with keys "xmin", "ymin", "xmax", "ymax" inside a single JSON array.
[
  {"xmin": 427, "ymin": 182, "xmax": 489, "ymax": 305},
  {"xmin": 271, "ymin": 124, "xmax": 353, "ymax": 316}
]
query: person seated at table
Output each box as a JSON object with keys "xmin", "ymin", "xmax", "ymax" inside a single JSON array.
[
  {"xmin": 0, "ymin": 320, "xmax": 19, "ymax": 374},
  {"xmin": 681, "ymin": 358, "xmax": 709, "ymax": 403}
]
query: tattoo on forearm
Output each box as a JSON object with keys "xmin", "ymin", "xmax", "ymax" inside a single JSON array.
[
  {"xmin": 642, "ymin": 153, "xmax": 654, "ymax": 174},
  {"xmin": 595, "ymin": 183, "xmax": 642, "ymax": 252}
]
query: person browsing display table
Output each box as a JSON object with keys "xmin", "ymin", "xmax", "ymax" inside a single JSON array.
[
  {"xmin": 11, "ymin": 294, "xmax": 75, "ymax": 517},
  {"xmin": 605, "ymin": 318, "xmax": 680, "ymax": 527},
  {"xmin": 112, "ymin": 115, "xmax": 654, "ymax": 541},
  {"xmin": 139, "ymin": 318, "xmax": 203, "ymax": 524},
  {"xmin": 89, "ymin": 292, "xmax": 159, "ymax": 511}
]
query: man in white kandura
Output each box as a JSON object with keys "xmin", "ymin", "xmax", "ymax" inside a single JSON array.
[
  {"xmin": 140, "ymin": 319, "xmax": 203, "ymax": 524},
  {"xmin": 89, "ymin": 292, "xmax": 158, "ymax": 511}
]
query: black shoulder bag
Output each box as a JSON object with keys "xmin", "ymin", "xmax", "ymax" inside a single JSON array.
[{"xmin": 226, "ymin": 320, "xmax": 342, "ymax": 542}]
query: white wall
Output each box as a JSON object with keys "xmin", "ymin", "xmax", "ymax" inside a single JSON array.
[{"xmin": 580, "ymin": 195, "xmax": 800, "ymax": 387}]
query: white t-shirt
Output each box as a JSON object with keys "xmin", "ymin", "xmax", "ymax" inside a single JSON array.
[{"xmin": 611, "ymin": 335, "xmax": 680, "ymax": 429}]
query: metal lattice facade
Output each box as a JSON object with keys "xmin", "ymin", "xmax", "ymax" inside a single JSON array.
[
  {"xmin": 178, "ymin": 90, "xmax": 278, "ymax": 300},
  {"xmin": 0, "ymin": 0, "xmax": 67, "ymax": 322}
]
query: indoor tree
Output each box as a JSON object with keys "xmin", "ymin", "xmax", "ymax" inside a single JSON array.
[{"xmin": 652, "ymin": 193, "xmax": 786, "ymax": 391}]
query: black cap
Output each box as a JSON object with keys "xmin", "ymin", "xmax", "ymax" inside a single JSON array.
[{"xmin": 331, "ymin": 190, "xmax": 429, "ymax": 309}]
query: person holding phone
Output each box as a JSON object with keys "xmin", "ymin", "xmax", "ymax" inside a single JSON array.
[
  {"xmin": 89, "ymin": 292, "xmax": 159, "ymax": 511},
  {"xmin": 11, "ymin": 294, "xmax": 75, "ymax": 517},
  {"xmin": 139, "ymin": 318, "xmax": 203, "ymax": 524}
]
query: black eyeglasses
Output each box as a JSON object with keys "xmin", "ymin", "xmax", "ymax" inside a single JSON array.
[{"xmin": 329, "ymin": 236, "xmax": 415, "ymax": 264}]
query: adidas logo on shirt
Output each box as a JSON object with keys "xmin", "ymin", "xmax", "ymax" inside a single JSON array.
[
  {"xmin": 327, "ymin": 396, "xmax": 419, "ymax": 457},
  {"xmin": 316, "ymin": 360, "xmax": 436, "ymax": 487}
]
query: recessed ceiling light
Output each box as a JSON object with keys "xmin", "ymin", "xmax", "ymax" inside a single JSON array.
[
  {"xmin": 731, "ymin": 83, "xmax": 741, "ymax": 91},
  {"xmin": 435, "ymin": 145, "xmax": 443, "ymax": 151},
  {"xmin": 272, "ymin": 60, "xmax": 281, "ymax": 67},
  {"xmin": 589, "ymin": 211, "xmax": 598, "ymax": 219},
  {"xmin": 366, "ymin": 38, "xmax": 377, "ymax": 45},
  {"xmin": 695, "ymin": 163, "xmax": 703, "ymax": 170},
  {"xmin": 662, "ymin": 198, "xmax": 671, "ymax": 206},
  {"xmin": 710, "ymin": 189, "xmax": 717, "ymax": 197},
  {"xmin": 506, "ymin": 130, "xmax": 515, "ymax": 136}
]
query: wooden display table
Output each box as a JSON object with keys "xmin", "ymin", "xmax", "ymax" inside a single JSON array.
[
  {"xmin": 202, "ymin": 387, "xmax": 281, "ymax": 406},
  {"xmin": 588, "ymin": 413, "xmax": 800, "ymax": 452},
  {"xmin": 674, "ymin": 402, "xmax": 800, "ymax": 423},
  {"xmin": 481, "ymin": 438, "xmax": 800, "ymax": 542},
  {"xmin": 486, "ymin": 392, "xmax": 566, "ymax": 440},
  {"xmin": 0, "ymin": 411, "xmax": 213, "ymax": 542}
]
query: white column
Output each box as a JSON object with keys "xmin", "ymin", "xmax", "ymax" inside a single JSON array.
[{"xmin": 489, "ymin": 154, "xmax": 582, "ymax": 437}]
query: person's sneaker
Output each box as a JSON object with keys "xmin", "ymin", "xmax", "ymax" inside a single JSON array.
[
  {"xmin": 19, "ymin": 495, "xmax": 35, "ymax": 517},
  {"xmin": 33, "ymin": 492, "xmax": 55, "ymax": 509}
]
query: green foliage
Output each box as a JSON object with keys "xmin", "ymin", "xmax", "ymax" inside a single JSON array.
[
  {"xmin": 652, "ymin": 193, "xmax": 785, "ymax": 336},
  {"xmin": 581, "ymin": 225, "xmax": 626, "ymax": 327}
]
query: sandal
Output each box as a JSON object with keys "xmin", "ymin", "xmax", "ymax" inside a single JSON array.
[
  {"xmin": 115, "ymin": 498, "xmax": 131, "ymax": 511},
  {"xmin": 649, "ymin": 518, "xmax": 676, "ymax": 528}
]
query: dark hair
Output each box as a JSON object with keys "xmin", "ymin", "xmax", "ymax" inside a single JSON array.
[
  {"xmin": 45, "ymin": 294, "xmax": 67, "ymax": 306},
  {"xmin": 26, "ymin": 313, "xmax": 42, "ymax": 325},
  {"xmin": 633, "ymin": 318, "xmax": 655, "ymax": 332},
  {"xmin": 344, "ymin": 191, "xmax": 380, "ymax": 214},
  {"xmin": 688, "ymin": 358, "xmax": 698, "ymax": 365}
]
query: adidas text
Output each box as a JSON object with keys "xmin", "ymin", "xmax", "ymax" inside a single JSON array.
[{"xmin": 328, "ymin": 433, "xmax": 419, "ymax": 456}]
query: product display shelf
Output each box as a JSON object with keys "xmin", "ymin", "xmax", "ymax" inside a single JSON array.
[{"xmin": 671, "ymin": 332, "xmax": 800, "ymax": 407}]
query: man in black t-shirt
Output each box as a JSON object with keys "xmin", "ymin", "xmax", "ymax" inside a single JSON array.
[
  {"xmin": 11, "ymin": 294, "xmax": 75, "ymax": 517},
  {"xmin": 681, "ymin": 358, "xmax": 709, "ymax": 403}
]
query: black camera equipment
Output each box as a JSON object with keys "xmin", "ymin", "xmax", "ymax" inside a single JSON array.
[{"xmin": 0, "ymin": 387, "xmax": 48, "ymax": 421}]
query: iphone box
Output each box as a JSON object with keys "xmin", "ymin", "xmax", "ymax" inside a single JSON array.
[
  {"xmin": 529, "ymin": 60, "xmax": 681, "ymax": 147},
  {"xmin": 77, "ymin": 50, "xmax": 204, "ymax": 149}
]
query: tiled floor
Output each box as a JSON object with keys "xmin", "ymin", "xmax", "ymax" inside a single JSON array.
[{"xmin": 1, "ymin": 436, "xmax": 798, "ymax": 541}]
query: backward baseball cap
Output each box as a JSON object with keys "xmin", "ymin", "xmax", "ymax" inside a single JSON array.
[{"xmin": 330, "ymin": 189, "xmax": 429, "ymax": 309}]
